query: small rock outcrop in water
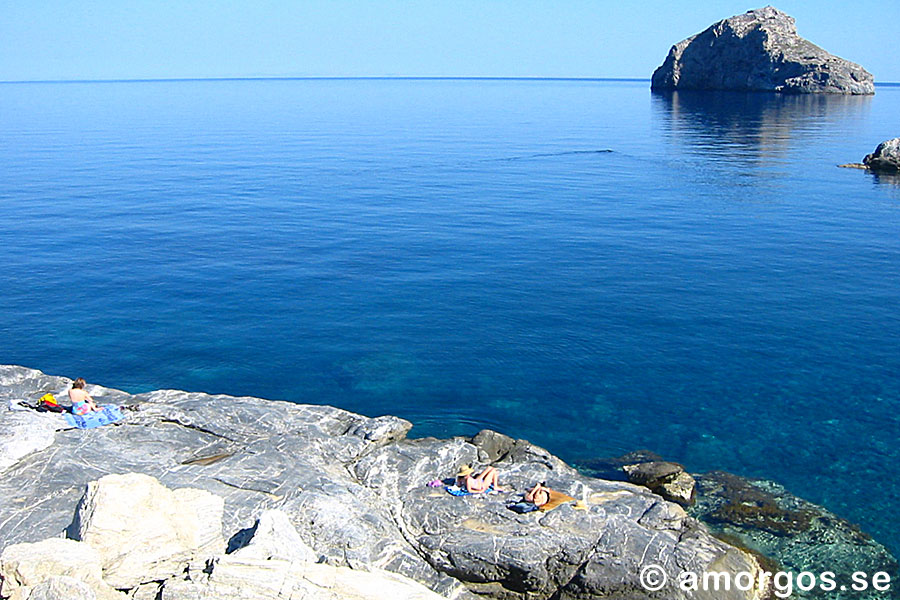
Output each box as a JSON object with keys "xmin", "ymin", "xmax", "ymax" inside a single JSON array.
[
  {"xmin": 839, "ymin": 138, "xmax": 900, "ymax": 174},
  {"xmin": 580, "ymin": 452, "xmax": 899, "ymax": 600},
  {"xmin": 0, "ymin": 366, "xmax": 765, "ymax": 600},
  {"xmin": 622, "ymin": 460, "xmax": 697, "ymax": 507},
  {"xmin": 651, "ymin": 6, "xmax": 874, "ymax": 94},
  {"xmin": 863, "ymin": 138, "xmax": 900, "ymax": 172}
]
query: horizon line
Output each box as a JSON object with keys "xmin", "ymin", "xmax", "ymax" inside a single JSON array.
[
  {"xmin": 0, "ymin": 76, "xmax": 648, "ymax": 85},
  {"xmin": 2, "ymin": 76, "xmax": 898, "ymax": 86}
]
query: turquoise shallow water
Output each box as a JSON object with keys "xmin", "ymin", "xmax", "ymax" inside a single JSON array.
[{"xmin": 1, "ymin": 79, "xmax": 898, "ymax": 553}]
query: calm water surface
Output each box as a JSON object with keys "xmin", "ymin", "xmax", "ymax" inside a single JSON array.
[{"xmin": 1, "ymin": 79, "xmax": 898, "ymax": 551}]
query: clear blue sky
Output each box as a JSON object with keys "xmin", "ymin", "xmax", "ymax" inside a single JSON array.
[{"xmin": 2, "ymin": 1, "xmax": 897, "ymax": 82}]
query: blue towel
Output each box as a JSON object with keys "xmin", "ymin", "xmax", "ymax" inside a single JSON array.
[
  {"xmin": 64, "ymin": 405, "xmax": 125, "ymax": 429},
  {"xmin": 446, "ymin": 485, "xmax": 495, "ymax": 496}
]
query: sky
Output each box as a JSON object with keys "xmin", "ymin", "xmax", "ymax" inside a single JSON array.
[{"xmin": 1, "ymin": 1, "xmax": 897, "ymax": 82}]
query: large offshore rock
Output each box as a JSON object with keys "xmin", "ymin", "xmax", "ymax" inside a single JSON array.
[
  {"xmin": 651, "ymin": 6, "xmax": 874, "ymax": 94},
  {"xmin": 0, "ymin": 366, "xmax": 770, "ymax": 599},
  {"xmin": 863, "ymin": 138, "xmax": 900, "ymax": 173}
]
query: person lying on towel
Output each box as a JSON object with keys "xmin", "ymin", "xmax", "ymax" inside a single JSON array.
[
  {"xmin": 524, "ymin": 482, "xmax": 584, "ymax": 511},
  {"xmin": 456, "ymin": 464, "xmax": 500, "ymax": 493}
]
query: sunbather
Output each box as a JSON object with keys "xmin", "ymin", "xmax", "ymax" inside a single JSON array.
[
  {"xmin": 524, "ymin": 482, "xmax": 583, "ymax": 511},
  {"xmin": 456, "ymin": 464, "xmax": 500, "ymax": 493},
  {"xmin": 68, "ymin": 378, "xmax": 100, "ymax": 416}
]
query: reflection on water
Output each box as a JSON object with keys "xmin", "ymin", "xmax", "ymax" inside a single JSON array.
[
  {"xmin": 652, "ymin": 90, "xmax": 872, "ymax": 164},
  {"xmin": 871, "ymin": 170, "xmax": 900, "ymax": 189}
]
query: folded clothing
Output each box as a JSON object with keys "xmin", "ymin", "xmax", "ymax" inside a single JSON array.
[{"xmin": 507, "ymin": 500, "xmax": 540, "ymax": 513}]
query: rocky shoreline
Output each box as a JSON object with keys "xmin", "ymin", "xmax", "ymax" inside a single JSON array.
[{"xmin": 0, "ymin": 365, "xmax": 895, "ymax": 599}]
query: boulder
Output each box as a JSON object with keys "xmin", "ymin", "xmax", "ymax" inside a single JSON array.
[
  {"xmin": 651, "ymin": 6, "xmax": 874, "ymax": 94},
  {"xmin": 622, "ymin": 460, "xmax": 683, "ymax": 486},
  {"xmin": 67, "ymin": 473, "xmax": 225, "ymax": 589},
  {"xmin": 228, "ymin": 509, "xmax": 318, "ymax": 563},
  {"xmin": 863, "ymin": 138, "xmax": 900, "ymax": 173},
  {"xmin": 0, "ymin": 538, "xmax": 125, "ymax": 600},
  {"xmin": 622, "ymin": 461, "xmax": 697, "ymax": 507},
  {"xmin": 1, "ymin": 481, "xmax": 446, "ymax": 600},
  {"xmin": 15, "ymin": 576, "xmax": 96, "ymax": 600},
  {"xmin": 659, "ymin": 471, "xmax": 698, "ymax": 507}
]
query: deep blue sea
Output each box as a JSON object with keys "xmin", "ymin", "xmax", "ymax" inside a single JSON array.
[{"xmin": 1, "ymin": 79, "xmax": 898, "ymax": 552}]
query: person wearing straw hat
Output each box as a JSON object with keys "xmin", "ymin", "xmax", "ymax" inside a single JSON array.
[{"xmin": 456, "ymin": 464, "xmax": 500, "ymax": 494}]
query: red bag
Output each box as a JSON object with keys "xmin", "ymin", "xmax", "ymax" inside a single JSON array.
[{"xmin": 39, "ymin": 393, "xmax": 64, "ymax": 413}]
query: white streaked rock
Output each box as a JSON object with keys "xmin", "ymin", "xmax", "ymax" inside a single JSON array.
[{"xmin": 68, "ymin": 473, "xmax": 225, "ymax": 589}]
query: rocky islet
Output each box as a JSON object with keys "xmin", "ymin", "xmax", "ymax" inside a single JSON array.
[
  {"xmin": 863, "ymin": 138, "xmax": 900, "ymax": 173},
  {"xmin": 651, "ymin": 6, "xmax": 874, "ymax": 95}
]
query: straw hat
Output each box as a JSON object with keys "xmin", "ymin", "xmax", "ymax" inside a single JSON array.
[{"xmin": 456, "ymin": 464, "xmax": 474, "ymax": 478}]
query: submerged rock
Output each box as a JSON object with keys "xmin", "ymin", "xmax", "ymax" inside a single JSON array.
[
  {"xmin": 0, "ymin": 365, "xmax": 767, "ymax": 599},
  {"xmin": 691, "ymin": 471, "xmax": 899, "ymax": 599},
  {"xmin": 651, "ymin": 6, "xmax": 874, "ymax": 94},
  {"xmin": 580, "ymin": 453, "xmax": 899, "ymax": 599}
]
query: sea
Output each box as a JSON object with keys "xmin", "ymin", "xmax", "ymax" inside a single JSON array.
[{"xmin": 1, "ymin": 78, "xmax": 898, "ymax": 554}]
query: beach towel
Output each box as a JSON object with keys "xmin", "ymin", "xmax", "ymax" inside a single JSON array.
[
  {"xmin": 63, "ymin": 405, "xmax": 125, "ymax": 429},
  {"xmin": 539, "ymin": 490, "xmax": 588, "ymax": 512},
  {"xmin": 445, "ymin": 485, "xmax": 495, "ymax": 496}
]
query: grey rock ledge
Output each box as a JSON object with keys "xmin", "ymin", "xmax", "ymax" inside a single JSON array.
[{"xmin": 1, "ymin": 365, "xmax": 766, "ymax": 599}]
